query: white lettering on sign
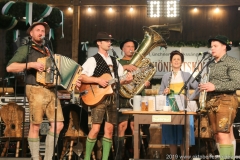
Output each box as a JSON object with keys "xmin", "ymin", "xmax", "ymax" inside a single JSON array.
[{"xmin": 152, "ymin": 115, "xmax": 171, "ymax": 122}]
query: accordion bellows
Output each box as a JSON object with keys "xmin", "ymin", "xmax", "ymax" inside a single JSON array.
[{"xmin": 37, "ymin": 54, "xmax": 82, "ymax": 92}]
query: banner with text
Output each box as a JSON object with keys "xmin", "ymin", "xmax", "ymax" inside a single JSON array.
[{"xmin": 87, "ymin": 46, "xmax": 240, "ymax": 79}]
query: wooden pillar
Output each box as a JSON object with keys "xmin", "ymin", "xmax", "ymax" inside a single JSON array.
[{"xmin": 72, "ymin": 3, "xmax": 80, "ymax": 62}]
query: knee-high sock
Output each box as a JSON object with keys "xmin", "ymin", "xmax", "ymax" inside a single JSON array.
[
  {"xmin": 114, "ymin": 136, "xmax": 125, "ymax": 160},
  {"xmin": 44, "ymin": 131, "xmax": 59, "ymax": 160},
  {"xmin": 28, "ymin": 137, "xmax": 40, "ymax": 160},
  {"xmin": 84, "ymin": 137, "xmax": 97, "ymax": 160},
  {"xmin": 219, "ymin": 144, "xmax": 233, "ymax": 160},
  {"xmin": 102, "ymin": 137, "xmax": 112, "ymax": 160},
  {"xmin": 216, "ymin": 143, "xmax": 220, "ymax": 153},
  {"xmin": 232, "ymin": 140, "xmax": 236, "ymax": 156}
]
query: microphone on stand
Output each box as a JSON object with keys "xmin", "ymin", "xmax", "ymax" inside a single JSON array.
[
  {"xmin": 199, "ymin": 50, "xmax": 212, "ymax": 59},
  {"xmin": 40, "ymin": 36, "xmax": 49, "ymax": 46},
  {"xmin": 40, "ymin": 36, "xmax": 49, "ymax": 41},
  {"xmin": 110, "ymin": 46, "xmax": 119, "ymax": 59}
]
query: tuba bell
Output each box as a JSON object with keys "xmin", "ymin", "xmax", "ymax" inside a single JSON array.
[
  {"xmin": 149, "ymin": 21, "xmax": 183, "ymax": 39},
  {"xmin": 119, "ymin": 26, "xmax": 167, "ymax": 98}
]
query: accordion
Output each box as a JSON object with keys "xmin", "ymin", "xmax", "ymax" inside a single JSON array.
[{"xmin": 36, "ymin": 54, "xmax": 82, "ymax": 92}]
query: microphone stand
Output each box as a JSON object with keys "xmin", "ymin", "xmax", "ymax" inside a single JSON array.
[
  {"xmin": 192, "ymin": 57, "xmax": 214, "ymax": 157},
  {"xmin": 112, "ymin": 49, "xmax": 120, "ymax": 160},
  {"xmin": 44, "ymin": 39, "xmax": 63, "ymax": 160},
  {"xmin": 177, "ymin": 55, "xmax": 211, "ymax": 158},
  {"xmin": 22, "ymin": 36, "xmax": 32, "ymax": 156}
]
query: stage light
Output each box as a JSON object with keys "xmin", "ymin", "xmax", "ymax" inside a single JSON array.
[
  {"xmin": 214, "ymin": 7, "xmax": 219, "ymax": 13},
  {"xmin": 193, "ymin": 7, "xmax": 198, "ymax": 12},
  {"xmin": 147, "ymin": 0, "xmax": 162, "ymax": 17},
  {"xmin": 68, "ymin": 7, "xmax": 73, "ymax": 12},
  {"xmin": 130, "ymin": 6, "xmax": 133, "ymax": 12},
  {"xmin": 88, "ymin": 6, "xmax": 92, "ymax": 12},
  {"xmin": 164, "ymin": 0, "xmax": 180, "ymax": 17},
  {"xmin": 147, "ymin": 0, "xmax": 179, "ymax": 17},
  {"xmin": 109, "ymin": 7, "xmax": 113, "ymax": 12}
]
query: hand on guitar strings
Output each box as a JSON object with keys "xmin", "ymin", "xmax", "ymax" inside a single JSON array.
[{"xmin": 97, "ymin": 78, "xmax": 109, "ymax": 87}]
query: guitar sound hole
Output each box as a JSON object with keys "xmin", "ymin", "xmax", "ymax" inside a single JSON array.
[
  {"xmin": 11, "ymin": 124, "xmax": 16, "ymax": 130},
  {"xmin": 201, "ymin": 127, "xmax": 206, "ymax": 132}
]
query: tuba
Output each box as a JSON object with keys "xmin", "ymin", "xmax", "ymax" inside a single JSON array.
[{"xmin": 119, "ymin": 26, "xmax": 167, "ymax": 98}]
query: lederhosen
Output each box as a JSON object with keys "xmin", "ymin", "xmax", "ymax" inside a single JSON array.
[
  {"xmin": 206, "ymin": 92, "xmax": 238, "ymax": 134},
  {"xmin": 25, "ymin": 44, "xmax": 64, "ymax": 123},
  {"xmin": 91, "ymin": 53, "xmax": 119, "ymax": 124}
]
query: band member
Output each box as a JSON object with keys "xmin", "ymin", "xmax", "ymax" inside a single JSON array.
[
  {"xmin": 6, "ymin": 22, "xmax": 82, "ymax": 160},
  {"xmin": 80, "ymin": 32, "xmax": 133, "ymax": 160},
  {"xmin": 115, "ymin": 39, "xmax": 150, "ymax": 159},
  {"xmin": 159, "ymin": 50, "xmax": 199, "ymax": 159},
  {"xmin": 199, "ymin": 35, "xmax": 240, "ymax": 160}
]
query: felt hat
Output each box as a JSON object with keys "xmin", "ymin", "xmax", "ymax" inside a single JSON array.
[
  {"xmin": 26, "ymin": 22, "xmax": 50, "ymax": 35},
  {"xmin": 94, "ymin": 32, "xmax": 115, "ymax": 43},
  {"xmin": 208, "ymin": 35, "xmax": 231, "ymax": 51},
  {"xmin": 120, "ymin": 38, "xmax": 138, "ymax": 50}
]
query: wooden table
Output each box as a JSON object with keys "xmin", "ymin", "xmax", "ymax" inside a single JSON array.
[{"xmin": 122, "ymin": 111, "xmax": 196, "ymax": 159}]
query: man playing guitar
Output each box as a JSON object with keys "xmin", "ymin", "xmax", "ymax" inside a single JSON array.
[{"xmin": 80, "ymin": 32, "xmax": 133, "ymax": 160}]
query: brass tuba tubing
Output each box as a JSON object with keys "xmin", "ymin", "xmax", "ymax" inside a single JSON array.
[
  {"xmin": 119, "ymin": 26, "xmax": 167, "ymax": 98},
  {"xmin": 128, "ymin": 26, "xmax": 167, "ymax": 67}
]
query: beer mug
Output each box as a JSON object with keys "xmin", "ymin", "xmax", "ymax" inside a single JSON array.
[
  {"xmin": 147, "ymin": 96, "xmax": 156, "ymax": 111},
  {"xmin": 141, "ymin": 96, "xmax": 148, "ymax": 111},
  {"xmin": 129, "ymin": 95, "xmax": 141, "ymax": 111}
]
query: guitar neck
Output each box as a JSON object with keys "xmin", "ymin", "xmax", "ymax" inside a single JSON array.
[{"xmin": 108, "ymin": 68, "xmax": 141, "ymax": 85}]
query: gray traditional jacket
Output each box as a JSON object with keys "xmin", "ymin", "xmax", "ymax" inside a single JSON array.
[{"xmin": 159, "ymin": 71, "xmax": 199, "ymax": 100}]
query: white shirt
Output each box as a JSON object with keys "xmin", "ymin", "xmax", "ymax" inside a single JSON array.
[{"xmin": 81, "ymin": 52, "xmax": 124, "ymax": 78}]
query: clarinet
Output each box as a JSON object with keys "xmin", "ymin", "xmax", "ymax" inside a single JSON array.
[
  {"xmin": 199, "ymin": 68, "xmax": 210, "ymax": 112},
  {"xmin": 164, "ymin": 73, "xmax": 172, "ymax": 95}
]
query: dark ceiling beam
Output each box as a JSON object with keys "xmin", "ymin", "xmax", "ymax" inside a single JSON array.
[{"xmin": 6, "ymin": 0, "xmax": 240, "ymax": 6}]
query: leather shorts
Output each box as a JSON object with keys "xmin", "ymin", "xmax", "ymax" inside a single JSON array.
[
  {"xmin": 91, "ymin": 95, "xmax": 117, "ymax": 124},
  {"xmin": 26, "ymin": 85, "xmax": 64, "ymax": 124},
  {"xmin": 206, "ymin": 94, "xmax": 238, "ymax": 133}
]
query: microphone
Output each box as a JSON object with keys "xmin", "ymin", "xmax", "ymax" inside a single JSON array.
[
  {"xmin": 40, "ymin": 36, "xmax": 49, "ymax": 41},
  {"xmin": 199, "ymin": 50, "xmax": 212, "ymax": 59},
  {"xmin": 110, "ymin": 46, "xmax": 119, "ymax": 59},
  {"xmin": 198, "ymin": 50, "xmax": 212, "ymax": 56}
]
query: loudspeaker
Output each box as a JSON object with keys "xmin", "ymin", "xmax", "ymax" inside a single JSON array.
[
  {"xmin": 0, "ymin": 158, "xmax": 31, "ymax": 160},
  {"xmin": 194, "ymin": 114, "xmax": 213, "ymax": 138}
]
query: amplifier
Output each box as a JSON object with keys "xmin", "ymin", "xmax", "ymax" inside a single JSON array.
[{"xmin": 0, "ymin": 96, "xmax": 29, "ymax": 106}]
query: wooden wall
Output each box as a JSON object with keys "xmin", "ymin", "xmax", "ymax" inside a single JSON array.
[{"xmin": 79, "ymin": 5, "xmax": 240, "ymax": 42}]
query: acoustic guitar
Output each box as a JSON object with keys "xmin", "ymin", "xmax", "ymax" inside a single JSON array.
[{"xmin": 79, "ymin": 67, "xmax": 147, "ymax": 106}]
